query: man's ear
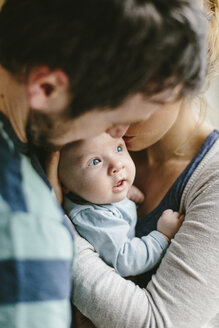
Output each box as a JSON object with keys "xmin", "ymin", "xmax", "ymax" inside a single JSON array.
[{"xmin": 27, "ymin": 66, "xmax": 70, "ymax": 112}]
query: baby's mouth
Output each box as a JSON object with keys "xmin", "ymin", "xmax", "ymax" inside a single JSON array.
[
  {"xmin": 115, "ymin": 179, "xmax": 124, "ymax": 187},
  {"xmin": 112, "ymin": 179, "xmax": 127, "ymax": 192}
]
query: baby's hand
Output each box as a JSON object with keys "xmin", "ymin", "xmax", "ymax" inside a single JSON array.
[
  {"xmin": 127, "ymin": 185, "xmax": 144, "ymax": 204},
  {"xmin": 157, "ymin": 209, "xmax": 184, "ymax": 242}
]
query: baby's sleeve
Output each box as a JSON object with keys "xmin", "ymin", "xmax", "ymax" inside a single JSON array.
[{"xmin": 70, "ymin": 205, "xmax": 168, "ymax": 277}]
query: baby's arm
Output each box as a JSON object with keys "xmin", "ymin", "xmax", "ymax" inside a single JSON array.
[{"xmin": 65, "ymin": 198, "xmax": 171, "ymax": 277}]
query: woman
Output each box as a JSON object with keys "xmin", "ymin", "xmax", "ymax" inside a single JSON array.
[{"xmin": 71, "ymin": 1, "xmax": 219, "ymax": 327}]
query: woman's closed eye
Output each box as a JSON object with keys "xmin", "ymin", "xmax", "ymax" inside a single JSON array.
[{"xmin": 88, "ymin": 158, "xmax": 102, "ymax": 166}]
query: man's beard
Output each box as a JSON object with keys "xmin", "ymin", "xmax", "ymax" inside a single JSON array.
[{"xmin": 26, "ymin": 110, "xmax": 65, "ymax": 151}]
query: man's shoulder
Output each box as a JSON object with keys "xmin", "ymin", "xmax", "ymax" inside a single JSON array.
[
  {"xmin": 0, "ymin": 128, "xmax": 28, "ymax": 212},
  {"xmin": 0, "ymin": 128, "xmax": 60, "ymax": 219}
]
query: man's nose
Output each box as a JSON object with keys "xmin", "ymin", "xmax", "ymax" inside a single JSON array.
[
  {"xmin": 106, "ymin": 125, "xmax": 129, "ymax": 138},
  {"xmin": 108, "ymin": 160, "xmax": 124, "ymax": 176}
]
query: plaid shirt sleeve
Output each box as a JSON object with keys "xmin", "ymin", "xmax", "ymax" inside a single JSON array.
[{"xmin": 0, "ymin": 128, "xmax": 74, "ymax": 328}]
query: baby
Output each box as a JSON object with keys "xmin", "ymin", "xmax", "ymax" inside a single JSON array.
[{"xmin": 59, "ymin": 133, "xmax": 184, "ymax": 277}]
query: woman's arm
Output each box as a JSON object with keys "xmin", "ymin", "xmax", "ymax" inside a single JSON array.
[
  {"xmin": 73, "ymin": 160, "xmax": 219, "ymax": 328},
  {"xmin": 73, "ymin": 231, "xmax": 164, "ymax": 328}
]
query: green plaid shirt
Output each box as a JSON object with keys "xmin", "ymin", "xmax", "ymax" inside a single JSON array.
[{"xmin": 0, "ymin": 113, "xmax": 74, "ymax": 328}]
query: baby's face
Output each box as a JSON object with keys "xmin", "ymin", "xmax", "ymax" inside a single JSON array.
[{"xmin": 60, "ymin": 133, "xmax": 136, "ymax": 204}]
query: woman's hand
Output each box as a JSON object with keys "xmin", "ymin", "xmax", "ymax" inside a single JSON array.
[{"xmin": 45, "ymin": 151, "xmax": 63, "ymax": 204}]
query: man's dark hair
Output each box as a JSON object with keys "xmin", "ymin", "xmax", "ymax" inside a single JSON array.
[{"xmin": 0, "ymin": 0, "xmax": 207, "ymax": 117}]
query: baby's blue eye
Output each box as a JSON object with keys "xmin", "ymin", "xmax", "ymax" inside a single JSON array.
[
  {"xmin": 88, "ymin": 158, "xmax": 101, "ymax": 166},
  {"xmin": 116, "ymin": 145, "xmax": 123, "ymax": 152}
]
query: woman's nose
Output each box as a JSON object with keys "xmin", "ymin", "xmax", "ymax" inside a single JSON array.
[
  {"xmin": 106, "ymin": 125, "xmax": 129, "ymax": 138},
  {"xmin": 108, "ymin": 160, "xmax": 124, "ymax": 175}
]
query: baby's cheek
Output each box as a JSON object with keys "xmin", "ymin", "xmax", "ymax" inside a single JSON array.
[
  {"xmin": 128, "ymin": 162, "xmax": 136, "ymax": 185},
  {"xmin": 83, "ymin": 179, "xmax": 107, "ymax": 203}
]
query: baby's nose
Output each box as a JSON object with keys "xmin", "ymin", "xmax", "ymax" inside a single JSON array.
[{"xmin": 109, "ymin": 160, "xmax": 124, "ymax": 175}]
